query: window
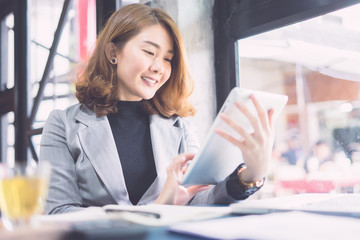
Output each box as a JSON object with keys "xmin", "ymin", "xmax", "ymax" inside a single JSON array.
[
  {"xmin": 1, "ymin": 13, "xmax": 14, "ymax": 164},
  {"xmin": 1, "ymin": 0, "xmax": 97, "ymax": 163},
  {"xmin": 237, "ymin": 4, "xmax": 360, "ymax": 198},
  {"xmin": 29, "ymin": 0, "xmax": 96, "ymax": 160}
]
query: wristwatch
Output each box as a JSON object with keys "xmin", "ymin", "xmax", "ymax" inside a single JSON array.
[{"xmin": 237, "ymin": 164, "xmax": 264, "ymax": 195}]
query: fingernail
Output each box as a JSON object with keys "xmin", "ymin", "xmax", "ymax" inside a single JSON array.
[
  {"xmin": 219, "ymin": 113, "xmax": 227, "ymax": 119},
  {"xmin": 235, "ymin": 102, "xmax": 244, "ymax": 110}
]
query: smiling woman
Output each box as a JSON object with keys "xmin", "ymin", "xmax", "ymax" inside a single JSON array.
[
  {"xmin": 75, "ymin": 4, "xmax": 194, "ymax": 118},
  {"xmin": 105, "ymin": 24, "xmax": 174, "ymax": 101},
  {"xmin": 40, "ymin": 3, "xmax": 278, "ymax": 214}
]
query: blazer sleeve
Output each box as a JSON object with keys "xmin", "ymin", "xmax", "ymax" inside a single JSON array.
[
  {"xmin": 40, "ymin": 110, "xmax": 85, "ymax": 214},
  {"xmin": 187, "ymin": 176, "xmax": 250, "ymax": 205}
]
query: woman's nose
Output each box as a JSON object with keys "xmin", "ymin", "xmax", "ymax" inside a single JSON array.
[{"xmin": 150, "ymin": 58, "xmax": 164, "ymax": 74}]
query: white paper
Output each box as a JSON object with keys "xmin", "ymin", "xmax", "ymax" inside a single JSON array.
[
  {"xmin": 231, "ymin": 193, "xmax": 360, "ymax": 215},
  {"xmin": 32, "ymin": 205, "xmax": 231, "ymax": 227},
  {"xmin": 170, "ymin": 211, "xmax": 360, "ymax": 240},
  {"xmin": 32, "ymin": 207, "xmax": 108, "ymax": 224}
]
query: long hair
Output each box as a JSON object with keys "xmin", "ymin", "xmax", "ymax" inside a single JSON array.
[{"xmin": 76, "ymin": 4, "xmax": 195, "ymax": 117}]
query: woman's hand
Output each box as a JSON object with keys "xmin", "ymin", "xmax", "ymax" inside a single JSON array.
[
  {"xmin": 155, "ymin": 152, "xmax": 209, "ymax": 205},
  {"xmin": 215, "ymin": 94, "xmax": 275, "ymax": 182}
]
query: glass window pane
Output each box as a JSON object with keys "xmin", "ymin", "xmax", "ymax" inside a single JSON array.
[
  {"xmin": 237, "ymin": 3, "xmax": 360, "ymax": 198},
  {"xmin": 29, "ymin": 0, "xmax": 96, "ymax": 157},
  {"xmin": 1, "ymin": 13, "xmax": 14, "ymax": 163}
]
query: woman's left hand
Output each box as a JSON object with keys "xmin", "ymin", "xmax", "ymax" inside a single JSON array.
[{"xmin": 215, "ymin": 94, "xmax": 275, "ymax": 182}]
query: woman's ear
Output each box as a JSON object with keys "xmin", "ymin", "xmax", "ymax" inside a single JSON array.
[{"xmin": 105, "ymin": 42, "xmax": 118, "ymax": 64}]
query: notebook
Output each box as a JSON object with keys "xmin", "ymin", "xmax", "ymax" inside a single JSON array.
[{"xmin": 231, "ymin": 193, "xmax": 360, "ymax": 218}]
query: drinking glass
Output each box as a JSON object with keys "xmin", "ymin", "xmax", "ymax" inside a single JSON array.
[{"xmin": 0, "ymin": 161, "xmax": 51, "ymax": 231}]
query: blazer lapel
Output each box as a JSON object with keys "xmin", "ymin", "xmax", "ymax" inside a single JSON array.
[
  {"xmin": 75, "ymin": 108, "xmax": 130, "ymax": 205},
  {"xmin": 139, "ymin": 115, "xmax": 183, "ymax": 204}
]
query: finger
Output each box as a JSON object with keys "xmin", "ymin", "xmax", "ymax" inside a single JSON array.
[
  {"xmin": 187, "ymin": 185, "xmax": 210, "ymax": 195},
  {"xmin": 178, "ymin": 152, "xmax": 195, "ymax": 163},
  {"xmin": 218, "ymin": 113, "xmax": 255, "ymax": 144},
  {"xmin": 249, "ymin": 94, "xmax": 271, "ymax": 132},
  {"xmin": 168, "ymin": 152, "xmax": 195, "ymax": 176},
  {"xmin": 182, "ymin": 164, "xmax": 189, "ymax": 174},
  {"xmin": 173, "ymin": 152, "xmax": 195, "ymax": 167},
  {"xmin": 268, "ymin": 108, "xmax": 275, "ymax": 129},
  {"xmin": 235, "ymin": 100, "xmax": 262, "ymax": 137},
  {"xmin": 215, "ymin": 128, "xmax": 249, "ymax": 150}
]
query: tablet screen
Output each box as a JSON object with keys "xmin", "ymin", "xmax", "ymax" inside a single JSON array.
[{"xmin": 181, "ymin": 87, "xmax": 288, "ymax": 186}]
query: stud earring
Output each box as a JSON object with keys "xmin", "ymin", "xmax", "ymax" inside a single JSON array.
[{"xmin": 111, "ymin": 58, "xmax": 116, "ymax": 64}]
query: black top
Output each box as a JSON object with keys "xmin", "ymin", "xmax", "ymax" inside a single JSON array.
[
  {"xmin": 108, "ymin": 101, "xmax": 252, "ymax": 204},
  {"xmin": 107, "ymin": 101, "xmax": 157, "ymax": 205}
]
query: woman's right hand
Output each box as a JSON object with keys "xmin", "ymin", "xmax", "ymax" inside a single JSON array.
[
  {"xmin": 155, "ymin": 152, "xmax": 209, "ymax": 205},
  {"xmin": 215, "ymin": 94, "xmax": 275, "ymax": 182}
]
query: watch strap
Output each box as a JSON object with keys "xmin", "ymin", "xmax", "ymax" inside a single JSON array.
[
  {"xmin": 237, "ymin": 164, "xmax": 265, "ymax": 189},
  {"xmin": 226, "ymin": 163, "xmax": 265, "ymax": 199}
]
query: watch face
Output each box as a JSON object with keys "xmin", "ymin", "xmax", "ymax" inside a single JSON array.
[
  {"xmin": 255, "ymin": 178, "xmax": 265, "ymax": 188},
  {"xmin": 244, "ymin": 186, "xmax": 260, "ymax": 196},
  {"xmin": 241, "ymin": 178, "xmax": 264, "ymax": 196}
]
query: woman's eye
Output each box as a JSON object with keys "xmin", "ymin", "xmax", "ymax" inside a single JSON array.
[
  {"xmin": 143, "ymin": 50, "xmax": 154, "ymax": 56},
  {"xmin": 165, "ymin": 58, "xmax": 172, "ymax": 63}
]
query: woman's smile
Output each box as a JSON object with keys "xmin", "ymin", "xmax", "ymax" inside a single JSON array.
[{"xmin": 114, "ymin": 24, "xmax": 174, "ymax": 101}]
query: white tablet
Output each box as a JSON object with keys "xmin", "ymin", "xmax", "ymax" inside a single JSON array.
[{"xmin": 181, "ymin": 87, "xmax": 288, "ymax": 186}]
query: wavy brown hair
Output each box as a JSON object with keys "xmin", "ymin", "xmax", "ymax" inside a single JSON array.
[{"xmin": 76, "ymin": 4, "xmax": 195, "ymax": 118}]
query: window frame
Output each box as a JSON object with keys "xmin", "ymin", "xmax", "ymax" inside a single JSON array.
[{"xmin": 213, "ymin": 0, "xmax": 360, "ymax": 112}]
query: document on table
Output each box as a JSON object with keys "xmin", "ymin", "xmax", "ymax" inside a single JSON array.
[
  {"xmin": 230, "ymin": 193, "xmax": 360, "ymax": 217},
  {"xmin": 169, "ymin": 211, "xmax": 360, "ymax": 240},
  {"xmin": 33, "ymin": 204, "xmax": 231, "ymax": 227},
  {"xmin": 103, "ymin": 204, "xmax": 231, "ymax": 226}
]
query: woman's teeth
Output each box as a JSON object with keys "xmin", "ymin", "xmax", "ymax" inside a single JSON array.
[{"xmin": 142, "ymin": 76, "xmax": 156, "ymax": 84}]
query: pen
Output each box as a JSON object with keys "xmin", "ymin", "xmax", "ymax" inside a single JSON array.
[{"xmin": 105, "ymin": 209, "xmax": 161, "ymax": 219}]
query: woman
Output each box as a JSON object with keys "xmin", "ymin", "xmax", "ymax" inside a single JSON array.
[{"xmin": 40, "ymin": 3, "xmax": 275, "ymax": 214}]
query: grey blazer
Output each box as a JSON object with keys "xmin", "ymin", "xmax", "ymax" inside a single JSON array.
[{"xmin": 40, "ymin": 104, "xmax": 237, "ymax": 214}]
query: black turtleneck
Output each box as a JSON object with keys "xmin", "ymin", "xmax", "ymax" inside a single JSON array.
[{"xmin": 107, "ymin": 101, "xmax": 157, "ymax": 205}]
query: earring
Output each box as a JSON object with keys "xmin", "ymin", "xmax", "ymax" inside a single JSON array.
[{"xmin": 111, "ymin": 58, "xmax": 116, "ymax": 64}]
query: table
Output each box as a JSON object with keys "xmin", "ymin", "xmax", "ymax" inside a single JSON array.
[
  {"xmin": 2, "ymin": 195, "xmax": 360, "ymax": 240},
  {"xmin": 0, "ymin": 219, "xmax": 202, "ymax": 240}
]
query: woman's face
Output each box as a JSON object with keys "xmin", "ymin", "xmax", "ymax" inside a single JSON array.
[{"xmin": 114, "ymin": 24, "xmax": 174, "ymax": 101}]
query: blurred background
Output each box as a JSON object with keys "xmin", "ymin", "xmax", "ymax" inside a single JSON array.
[{"xmin": 1, "ymin": 0, "xmax": 360, "ymax": 199}]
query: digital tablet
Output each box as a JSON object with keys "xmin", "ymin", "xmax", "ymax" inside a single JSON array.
[{"xmin": 181, "ymin": 87, "xmax": 288, "ymax": 186}]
